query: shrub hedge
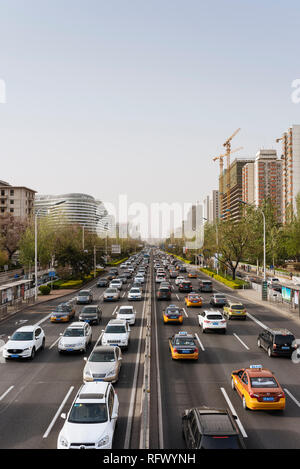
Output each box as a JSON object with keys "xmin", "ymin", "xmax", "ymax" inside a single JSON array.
[{"xmin": 199, "ymin": 268, "xmax": 245, "ymax": 289}]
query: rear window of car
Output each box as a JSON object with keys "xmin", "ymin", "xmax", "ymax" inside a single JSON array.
[
  {"xmin": 250, "ymin": 377, "xmax": 278, "ymax": 388},
  {"xmin": 274, "ymin": 334, "xmax": 294, "ymax": 345},
  {"xmin": 206, "ymin": 314, "xmax": 223, "ymax": 320},
  {"xmin": 231, "ymin": 304, "xmax": 244, "ymax": 310}
]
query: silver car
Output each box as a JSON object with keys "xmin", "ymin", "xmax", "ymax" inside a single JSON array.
[
  {"xmin": 103, "ymin": 288, "xmax": 120, "ymax": 302},
  {"xmin": 83, "ymin": 345, "xmax": 122, "ymax": 383}
]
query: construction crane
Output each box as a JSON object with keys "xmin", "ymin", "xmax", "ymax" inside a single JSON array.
[
  {"xmin": 222, "ymin": 128, "xmax": 241, "ymax": 219},
  {"xmin": 213, "ymin": 144, "xmax": 243, "ymax": 218}
]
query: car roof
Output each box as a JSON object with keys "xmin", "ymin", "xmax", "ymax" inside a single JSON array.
[
  {"xmin": 77, "ymin": 382, "xmax": 109, "ymax": 403},
  {"xmin": 67, "ymin": 322, "xmax": 87, "ymax": 328},
  {"xmin": 266, "ymin": 328, "xmax": 294, "ymax": 336},
  {"xmin": 174, "ymin": 332, "xmax": 194, "ymax": 339},
  {"xmin": 119, "ymin": 305, "xmax": 134, "ymax": 310},
  {"xmin": 14, "ymin": 325, "xmax": 38, "ymax": 332},
  {"xmin": 107, "ymin": 319, "xmax": 127, "ymax": 325},
  {"xmin": 92, "ymin": 345, "xmax": 118, "ymax": 353},
  {"xmin": 244, "ymin": 367, "xmax": 274, "ymax": 378},
  {"xmin": 193, "ymin": 408, "xmax": 238, "ymax": 436}
]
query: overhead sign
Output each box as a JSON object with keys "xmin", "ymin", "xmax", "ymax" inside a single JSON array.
[{"xmin": 111, "ymin": 244, "xmax": 121, "ymax": 254}]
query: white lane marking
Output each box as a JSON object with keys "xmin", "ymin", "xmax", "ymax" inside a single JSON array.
[
  {"xmin": 233, "ymin": 333, "xmax": 250, "ymax": 351},
  {"xmin": 284, "ymin": 388, "xmax": 300, "ymax": 408},
  {"xmin": 220, "ymin": 387, "xmax": 248, "ymax": 438},
  {"xmin": 246, "ymin": 312, "xmax": 267, "ymax": 330},
  {"xmin": 175, "ymin": 294, "xmax": 180, "ymax": 301},
  {"xmin": 0, "ymin": 385, "xmax": 14, "ymax": 401},
  {"xmin": 35, "ymin": 314, "xmax": 52, "ymax": 326},
  {"xmin": 194, "ymin": 333, "xmax": 205, "ymax": 351},
  {"xmin": 43, "ymin": 386, "xmax": 74, "ymax": 439},
  {"xmin": 122, "ymin": 292, "xmax": 126, "ymax": 298},
  {"xmin": 112, "ymin": 306, "xmax": 118, "ymax": 316},
  {"xmin": 183, "ymin": 308, "xmax": 188, "ymax": 318},
  {"xmin": 49, "ymin": 337, "xmax": 60, "ymax": 350}
]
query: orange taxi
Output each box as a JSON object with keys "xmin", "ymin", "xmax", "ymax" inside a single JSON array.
[
  {"xmin": 231, "ymin": 365, "xmax": 285, "ymax": 411},
  {"xmin": 188, "ymin": 272, "xmax": 198, "ymax": 278},
  {"xmin": 185, "ymin": 292, "xmax": 203, "ymax": 307},
  {"xmin": 169, "ymin": 331, "xmax": 199, "ymax": 360}
]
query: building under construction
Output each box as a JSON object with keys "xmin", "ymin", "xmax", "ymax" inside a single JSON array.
[{"xmin": 219, "ymin": 158, "xmax": 253, "ymax": 221}]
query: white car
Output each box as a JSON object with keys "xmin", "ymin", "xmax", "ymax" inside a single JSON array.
[
  {"xmin": 83, "ymin": 345, "xmax": 122, "ymax": 383},
  {"xmin": 116, "ymin": 305, "xmax": 136, "ymax": 325},
  {"xmin": 155, "ymin": 274, "xmax": 166, "ymax": 283},
  {"xmin": 175, "ymin": 275, "xmax": 185, "ymax": 286},
  {"xmin": 101, "ymin": 319, "xmax": 131, "ymax": 350},
  {"xmin": 57, "ymin": 381, "xmax": 119, "ymax": 449},
  {"xmin": 58, "ymin": 322, "xmax": 92, "ymax": 353},
  {"xmin": 128, "ymin": 287, "xmax": 142, "ymax": 301},
  {"xmin": 3, "ymin": 325, "xmax": 45, "ymax": 360},
  {"xmin": 134, "ymin": 274, "xmax": 144, "ymax": 284},
  {"xmin": 109, "ymin": 279, "xmax": 123, "ymax": 290},
  {"xmin": 198, "ymin": 310, "xmax": 227, "ymax": 334}
]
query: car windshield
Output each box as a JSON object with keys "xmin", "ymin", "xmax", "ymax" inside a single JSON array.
[
  {"xmin": 250, "ymin": 377, "xmax": 278, "ymax": 388},
  {"xmin": 89, "ymin": 351, "xmax": 115, "ymax": 362},
  {"xmin": 105, "ymin": 326, "xmax": 127, "ymax": 334},
  {"xmin": 11, "ymin": 331, "xmax": 34, "ymax": 341},
  {"xmin": 68, "ymin": 403, "xmax": 108, "ymax": 424},
  {"xmin": 131, "ymin": 289, "xmax": 140, "ymax": 293},
  {"xmin": 106, "ymin": 289, "xmax": 117, "ymax": 293},
  {"xmin": 231, "ymin": 305, "xmax": 244, "ymax": 310},
  {"xmin": 200, "ymin": 435, "xmax": 241, "ymax": 449},
  {"xmin": 216, "ymin": 295, "xmax": 226, "ymax": 299},
  {"xmin": 79, "ymin": 291, "xmax": 89, "ymax": 296},
  {"xmin": 174, "ymin": 338, "xmax": 194, "ymax": 346},
  {"xmin": 64, "ymin": 329, "xmax": 84, "ymax": 337},
  {"xmin": 118, "ymin": 308, "xmax": 133, "ymax": 314}
]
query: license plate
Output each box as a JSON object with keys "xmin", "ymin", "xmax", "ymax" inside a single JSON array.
[
  {"xmin": 169, "ymin": 316, "xmax": 178, "ymax": 319},
  {"xmin": 282, "ymin": 347, "xmax": 290, "ymax": 350},
  {"xmin": 212, "ymin": 322, "xmax": 219, "ymax": 325},
  {"xmin": 181, "ymin": 350, "xmax": 191, "ymax": 354},
  {"xmin": 67, "ymin": 348, "xmax": 74, "ymax": 351},
  {"xmin": 94, "ymin": 379, "xmax": 103, "ymax": 382},
  {"xmin": 10, "ymin": 354, "xmax": 20, "ymax": 358},
  {"xmin": 263, "ymin": 397, "xmax": 274, "ymax": 402}
]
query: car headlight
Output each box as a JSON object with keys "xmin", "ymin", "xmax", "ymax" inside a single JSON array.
[
  {"xmin": 59, "ymin": 435, "xmax": 69, "ymax": 448},
  {"xmin": 97, "ymin": 435, "xmax": 109, "ymax": 447},
  {"xmin": 84, "ymin": 369, "xmax": 92, "ymax": 377},
  {"xmin": 106, "ymin": 368, "xmax": 116, "ymax": 377}
]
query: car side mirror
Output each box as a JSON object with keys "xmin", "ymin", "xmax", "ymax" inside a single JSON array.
[
  {"xmin": 111, "ymin": 411, "xmax": 118, "ymax": 420},
  {"xmin": 84, "ymin": 357, "xmax": 87, "ymax": 361},
  {"xmin": 118, "ymin": 357, "xmax": 123, "ymax": 361}
]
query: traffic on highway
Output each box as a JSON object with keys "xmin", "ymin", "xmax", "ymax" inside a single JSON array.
[{"xmin": 1, "ymin": 248, "xmax": 300, "ymax": 450}]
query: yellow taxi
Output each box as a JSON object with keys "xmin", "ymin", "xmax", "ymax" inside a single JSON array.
[
  {"xmin": 185, "ymin": 292, "xmax": 203, "ymax": 307},
  {"xmin": 231, "ymin": 365, "xmax": 285, "ymax": 411},
  {"xmin": 50, "ymin": 302, "xmax": 76, "ymax": 323},
  {"xmin": 163, "ymin": 305, "xmax": 183, "ymax": 324},
  {"xmin": 188, "ymin": 272, "xmax": 198, "ymax": 278},
  {"xmin": 223, "ymin": 301, "xmax": 247, "ymax": 320},
  {"xmin": 169, "ymin": 332, "xmax": 199, "ymax": 360}
]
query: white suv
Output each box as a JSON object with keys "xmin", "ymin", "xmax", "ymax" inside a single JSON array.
[
  {"xmin": 58, "ymin": 322, "xmax": 92, "ymax": 353},
  {"xmin": 116, "ymin": 306, "xmax": 136, "ymax": 325},
  {"xmin": 57, "ymin": 381, "xmax": 119, "ymax": 449},
  {"xmin": 3, "ymin": 325, "xmax": 45, "ymax": 360},
  {"xmin": 109, "ymin": 279, "xmax": 123, "ymax": 290},
  {"xmin": 198, "ymin": 310, "xmax": 227, "ymax": 334},
  {"xmin": 101, "ymin": 319, "xmax": 131, "ymax": 350}
]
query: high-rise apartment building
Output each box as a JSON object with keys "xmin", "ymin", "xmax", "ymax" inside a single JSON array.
[
  {"xmin": 277, "ymin": 125, "xmax": 300, "ymax": 222},
  {"xmin": 242, "ymin": 162, "xmax": 255, "ymax": 204}
]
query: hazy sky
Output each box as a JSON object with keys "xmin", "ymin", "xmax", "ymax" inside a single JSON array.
[{"xmin": 0, "ymin": 0, "xmax": 300, "ymax": 213}]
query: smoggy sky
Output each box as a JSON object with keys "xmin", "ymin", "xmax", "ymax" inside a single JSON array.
[{"xmin": 0, "ymin": 0, "xmax": 300, "ymax": 213}]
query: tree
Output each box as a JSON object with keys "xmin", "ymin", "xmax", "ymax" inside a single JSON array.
[{"xmin": 0, "ymin": 213, "xmax": 27, "ymax": 263}]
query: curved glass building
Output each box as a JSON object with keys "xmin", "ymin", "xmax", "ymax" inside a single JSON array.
[{"xmin": 34, "ymin": 193, "xmax": 108, "ymax": 234}]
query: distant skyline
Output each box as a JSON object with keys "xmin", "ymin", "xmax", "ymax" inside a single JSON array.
[{"xmin": 0, "ymin": 0, "xmax": 300, "ymax": 212}]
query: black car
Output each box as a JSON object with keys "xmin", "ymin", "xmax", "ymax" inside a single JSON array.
[
  {"xmin": 182, "ymin": 407, "xmax": 245, "ymax": 449},
  {"xmin": 199, "ymin": 280, "xmax": 213, "ymax": 293},
  {"xmin": 97, "ymin": 277, "xmax": 109, "ymax": 287},
  {"xmin": 157, "ymin": 287, "xmax": 172, "ymax": 300},
  {"xmin": 257, "ymin": 328, "xmax": 296, "ymax": 357},
  {"xmin": 78, "ymin": 305, "xmax": 102, "ymax": 325},
  {"xmin": 178, "ymin": 280, "xmax": 193, "ymax": 293}
]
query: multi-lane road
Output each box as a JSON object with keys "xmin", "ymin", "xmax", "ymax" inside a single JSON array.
[{"xmin": 1, "ymin": 252, "xmax": 300, "ymax": 449}]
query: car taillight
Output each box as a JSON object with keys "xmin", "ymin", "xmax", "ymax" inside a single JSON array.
[
  {"xmin": 194, "ymin": 347, "xmax": 198, "ymax": 354},
  {"xmin": 273, "ymin": 344, "xmax": 277, "ymax": 349},
  {"xmin": 173, "ymin": 348, "xmax": 178, "ymax": 353},
  {"xmin": 204, "ymin": 320, "xmax": 210, "ymax": 324},
  {"xmin": 277, "ymin": 392, "xmax": 285, "ymax": 398},
  {"xmin": 249, "ymin": 392, "xmax": 259, "ymax": 398}
]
